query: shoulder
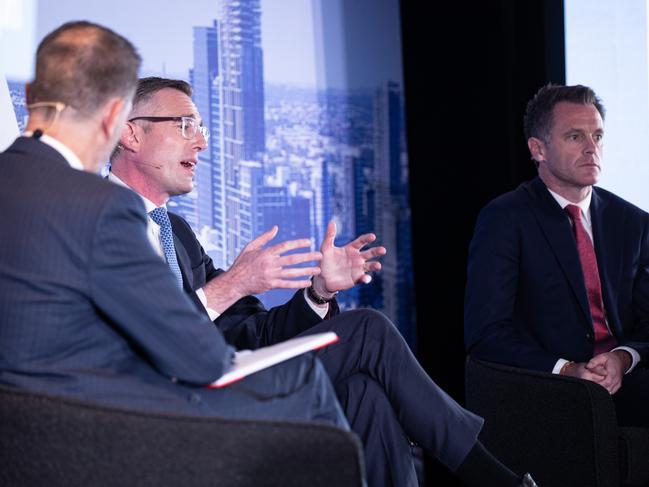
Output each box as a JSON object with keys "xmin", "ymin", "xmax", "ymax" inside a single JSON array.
[
  {"xmin": 477, "ymin": 180, "xmax": 536, "ymax": 223},
  {"xmin": 73, "ymin": 172, "xmax": 146, "ymax": 219},
  {"xmin": 3, "ymin": 137, "xmax": 143, "ymax": 211},
  {"xmin": 593, "ymin": 186, "xmax": 649, "ymax": 221}
]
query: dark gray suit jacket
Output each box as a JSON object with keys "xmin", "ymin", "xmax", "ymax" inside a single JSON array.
[{"xmin": 0, "ymin": 137, "xmax": 234, "ymax": 414}]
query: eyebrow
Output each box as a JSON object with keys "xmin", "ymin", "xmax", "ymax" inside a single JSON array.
[{"xmin": 562, "ymin": 127, "xmax": 603, "ymax": 135}]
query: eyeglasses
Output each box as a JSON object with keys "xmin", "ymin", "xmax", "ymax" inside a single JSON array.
[{"xmin": 128, "ymin": 116, "xmax": 210, "ymax": 141}]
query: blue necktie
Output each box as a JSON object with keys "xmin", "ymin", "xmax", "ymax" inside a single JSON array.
[{"xmin": 148, "ymin": 207, "xmax": 183, "ymax": 290}]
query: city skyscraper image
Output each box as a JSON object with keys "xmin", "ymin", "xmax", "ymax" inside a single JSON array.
[{"xmin": 4, "ymin": 0, "xmax": 416, "ymax": 346}]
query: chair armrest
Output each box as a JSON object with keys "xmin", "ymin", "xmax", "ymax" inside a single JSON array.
[
  {"xmin": 465, "ymin": 357, "xmax": 619, "ymax": 487},
  {"xmin": 0, "ymin": 385, "xmax": 365, "ymax": 487}
]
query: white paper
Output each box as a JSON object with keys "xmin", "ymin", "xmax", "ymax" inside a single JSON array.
[{"xmin": 210, "ymin": 332, "xmax": 338, "ymax": 388}]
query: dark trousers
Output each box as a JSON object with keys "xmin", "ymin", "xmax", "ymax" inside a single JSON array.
[
  {"xmin": 303, "ymin": 309, "xmax": 484, "ymax": 487},
  {"xmin": 336, "ymin": 374, "xmax": 418, "ymax": 487}
]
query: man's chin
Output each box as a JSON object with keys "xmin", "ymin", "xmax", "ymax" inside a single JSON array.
[
  {"xmin": 579, "ymin": 168, "xmax": 600, "ymax": 186},
  {"xmin": 172, "ymin": 185, "xmax": 194, "ymax": 197}
]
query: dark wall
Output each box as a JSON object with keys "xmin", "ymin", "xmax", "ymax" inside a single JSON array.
[{"xmin": 400, "ymin": 1, "xmax": 565, "ymax": 484}]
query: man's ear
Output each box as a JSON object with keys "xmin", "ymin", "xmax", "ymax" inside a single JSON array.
[
  {"xmin": 119, "ymin": 118, "xmax": 139, "ymax": 152},
  {"xmin": 527, "ymin": 137, "xmax": 545, "ymax": 164},
  {"xmin": 100, "ymin": 97, "xmax": 139, "ymax": 151}
]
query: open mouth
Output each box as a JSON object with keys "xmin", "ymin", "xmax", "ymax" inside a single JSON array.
[{"xmin": 180, "ymin": 160, "xmax": 196, "ymax": 169}]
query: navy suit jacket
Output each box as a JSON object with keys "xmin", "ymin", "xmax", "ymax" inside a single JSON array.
[
  {"xmin": 168, "ymin": 213, "xmax": 337, "ymax": 350},
  {"xmin": 0, "ymin": 137, "xmax": 234, "ymax": 413},
  {"xmin": 465, "ymin": 177, "xmax": 649, "ymax": 371}
]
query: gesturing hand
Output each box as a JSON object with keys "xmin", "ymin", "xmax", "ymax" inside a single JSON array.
[
  {"xmin": 313, "ymin": 220, "xmax": 386, "ymax": 294},
  {"xmin": 225, "ymin": 226, "xmax": 322, "ymax": 297}
]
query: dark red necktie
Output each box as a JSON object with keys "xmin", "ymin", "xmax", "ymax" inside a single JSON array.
[{"xmin": 565, "ymin": 204, "xmax": 617, "ymax": 355}]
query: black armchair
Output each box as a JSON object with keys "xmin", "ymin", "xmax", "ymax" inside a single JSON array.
[
  {"xmin": 465, "ymin": 357, "xmax": 649, "ymax": 487},
  {"xmin": 0, "ymin": 384, "xmax": 365, "ymax": 487}
]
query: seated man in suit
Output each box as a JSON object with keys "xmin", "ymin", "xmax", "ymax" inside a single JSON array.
[
  {"xmin": 465, "ymin": 83, "xmax": 649, "ymax": 428},
  {"xmin": 108, "ymin": 76, "xmax": 538, "ymax": 487},
  {"xmin": 0, "ymin": 18, "xmax": 349, "ymax": 451}
]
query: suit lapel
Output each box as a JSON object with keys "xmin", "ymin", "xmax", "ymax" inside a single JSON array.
[
  {"xmin": 170, "ymin": 223, "xmax": 209, "ymax": 315},
  {"xmin": 173, "ymin": 231, "xmax": 193, "ymax": 292},
  {"xmin": 525, "ymin": 178, "xmax": 593, "ymax": 330}
]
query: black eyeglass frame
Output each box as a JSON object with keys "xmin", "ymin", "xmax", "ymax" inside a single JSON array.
[{"xmin": 128, "ymin": 116, "xmax": 209, "ymax": 140}]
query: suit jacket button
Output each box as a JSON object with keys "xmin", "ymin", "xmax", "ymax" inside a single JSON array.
[
  {"xmin": 585, "ymin": 333, "xmax": 592, "ymax": 340},
  {"xmin": 189, "ymin": 393, "xmax": 202, "ymax": 404}
]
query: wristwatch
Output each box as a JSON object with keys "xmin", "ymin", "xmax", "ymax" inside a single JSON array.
[{"xmin": 307, "ymin": 279, "xmax": 337, "ymax": 304}]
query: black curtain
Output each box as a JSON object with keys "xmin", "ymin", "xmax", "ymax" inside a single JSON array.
[{"xmin": 400, "ymin": 1, "xmax": 565, "ymax": 484}]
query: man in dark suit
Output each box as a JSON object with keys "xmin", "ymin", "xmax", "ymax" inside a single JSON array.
[
  {"xmin": 0, "ymin": 20, "xmax": 348, "ymax": 434},
  {"xmin": 109, "ymin": 77, "xmax": 538, "ymax": 487},
  {"xmin": 465, "ymin": 83, "xmax": 649, "ymax": 428}
]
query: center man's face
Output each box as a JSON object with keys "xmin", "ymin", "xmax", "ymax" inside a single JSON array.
[
  {"xmin": 134, "ymin": 88, "xmax": 207, "ymax": 200},
  {"xmin": 538, "ymin": 101, "xmax": 604, "ymax": 191}
]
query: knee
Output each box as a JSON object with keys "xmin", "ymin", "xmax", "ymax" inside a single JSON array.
[
  {"xmin": 336, "ymin": 373, "xmax": 382, "ymax": 397},
  {"xmin": 344, "ymin": 308, "xmax": 399, "ymax": 336},
  {"xmin": 275, "ymin": 353, "xmax": 330, "ymax": 391},
  {"xmin": 335, "ymin": 374, "xmax": 390, "ymax": 411}
]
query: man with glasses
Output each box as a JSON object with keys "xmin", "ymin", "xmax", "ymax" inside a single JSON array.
[
  {"xmin": 0, "ymin": 21, "xmax": 350, "ymax": 445},
  {"xmin": 109, "ymin": 76, "xmax": 539, "ymax": 487}
]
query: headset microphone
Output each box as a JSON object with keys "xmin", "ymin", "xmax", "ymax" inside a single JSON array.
[{"xmin": 137, "ymin": 160, "xmax": 162, "ymax": 170}]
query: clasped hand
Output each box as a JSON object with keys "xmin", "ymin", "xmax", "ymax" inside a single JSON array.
[{"xmin": 563, "ymin": 350, "xmax": 630, "ymax": 394}]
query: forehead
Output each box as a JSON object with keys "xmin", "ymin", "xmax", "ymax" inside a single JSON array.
[
  {"xmin": 550, "ymin": 101, "xmax": 603, "ymax": 132},
  {"xmin": 145, "ymin": 88, "xmax": 200, "ymax": 119}
]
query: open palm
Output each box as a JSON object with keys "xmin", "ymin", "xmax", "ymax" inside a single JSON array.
[{"xmin": 316, "ymin": 221, "xmax": 386, "ymax": 293}]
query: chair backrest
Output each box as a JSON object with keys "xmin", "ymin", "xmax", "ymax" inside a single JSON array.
[
  {"xmin": 465, "ymin": 356, "xmax": 619, "ymax": 487},
  {"xmin": 0, "ymin": 384, "xmax": 365, "ymax": 487}
]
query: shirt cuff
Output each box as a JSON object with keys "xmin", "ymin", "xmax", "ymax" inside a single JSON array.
[
  {"xmin": 612, "ymin": 346, "xmax": 640, "ymax": 373},
  {"xmin": 303, "ymin": 288, "xmax": 328, "ymax": 318},
  {"xmin": 552, "ymin": 358, "xmax": 569, "ymax": 375},
  {"xmin": 196, "ymin": 287, "xmax": 220, "ymax": 321}
]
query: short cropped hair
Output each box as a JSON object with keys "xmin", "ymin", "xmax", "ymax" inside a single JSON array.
[
  {"xmin": 523, "ymin": 83, "xmax": 605, "ymax": 142},
  {"xmin": 132, "ymin": 77, "xmax": 193, "ymax": 109},
  {"xmin": 27, "ymin": 21, "xmax": 141, "ymax": 116}
]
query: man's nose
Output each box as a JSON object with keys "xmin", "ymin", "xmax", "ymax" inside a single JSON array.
[
  {"xmin": 584, "ymin": 136, "xmax": 598, "ymax": 153},
  {"xmin": 194, "ymin": 132, "xmax": 208, "ymax": 151}
]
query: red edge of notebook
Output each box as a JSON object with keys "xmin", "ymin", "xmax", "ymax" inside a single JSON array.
[{"xmin": 208, "ymin": 334, "xmax": 339, "ymax": 389}]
